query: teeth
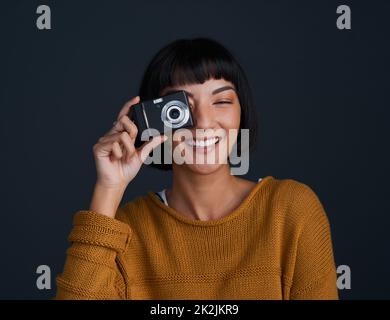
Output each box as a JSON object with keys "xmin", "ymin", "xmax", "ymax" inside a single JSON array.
[{"xmin": 186, "ymin": 137, "xmax": 219, "ymax": 148}]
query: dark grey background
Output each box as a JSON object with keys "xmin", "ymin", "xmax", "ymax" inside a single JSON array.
[{"xmin": 0, "ymin": 0, "xmax": 389, "ymax": 299}]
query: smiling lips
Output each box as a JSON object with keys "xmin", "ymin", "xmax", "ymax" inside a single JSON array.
[{"xmin": 185, "ymin": 136, "xmax": 220, "ymax": 148}]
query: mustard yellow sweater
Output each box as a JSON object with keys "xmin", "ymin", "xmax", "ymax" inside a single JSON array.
[{"xmin": 55, "ymin": 176, "xmax": 338, "ymax": 300}]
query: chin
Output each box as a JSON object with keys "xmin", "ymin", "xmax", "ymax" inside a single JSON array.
[{"xmin": 183, "ymin": 162, "xmax": 225, "ymax": 175}]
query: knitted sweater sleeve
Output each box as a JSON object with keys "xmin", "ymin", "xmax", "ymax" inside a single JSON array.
[
  {"xmin": 289, "ymin": 184, "xmax": 339, "ymax": 300},
  {"xmin": 55, "ymin": 207, "xmax": 132, "ymax": 300}
]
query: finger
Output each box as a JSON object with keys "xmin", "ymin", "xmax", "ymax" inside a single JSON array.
[
  {"xmin": 98, "ymin": 132, "xmax": 120, "ymax": 144},
  {"xmin": 116, "ymin": 96, "xmax": 140, "ymax": 121},
  {"xmin": 119, "ymin": 131, "xmax": 136, "ymax": 162},
  {"xmin": 121, "ymin": 143, "xmax": 128, "ymax": 163},
  {"xmin": 108, "ymin": 115, "xmax": 138, "ymax": 137},
  {"xmin": 126, "ymin": 117, "xmax": 138, "ymax": 140},
  {"xmin": 97, "ymin": 131, "xmax": 136, "ymax": 158},
  {"xmin": 138, "ymin": 135, "xmax": 168, "ymax": 163},
  {"xmin": 94, "ymin": 139, "xmax": 123, "ymax": 159},
  {"xmin": 100, "ymin": 116, "xmax": 138, "ymax": 141},
  {"xmin": 111, "ymin": 141, "xmax": 123, "ymax": 159}
]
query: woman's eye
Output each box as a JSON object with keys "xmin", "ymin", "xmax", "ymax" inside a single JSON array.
[{"xmin": 214, "ymin": 101, "xmax": 232, "ymax": 105}]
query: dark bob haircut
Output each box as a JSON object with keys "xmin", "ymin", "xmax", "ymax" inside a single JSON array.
[{"xmin": 137, "ymin": 37, "xmax": 258, "ymax": 170}]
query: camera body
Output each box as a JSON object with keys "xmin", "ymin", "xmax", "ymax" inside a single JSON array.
[{"xmin": 130, "ymin": 90, "xmax": 194, "ymax": 147}]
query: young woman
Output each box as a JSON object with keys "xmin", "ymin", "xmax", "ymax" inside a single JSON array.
[{"xmin": 56, "ymin": 38, "xmax": 338, "ymax": 300}]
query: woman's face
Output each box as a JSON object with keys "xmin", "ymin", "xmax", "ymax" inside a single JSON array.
[{"xmin": 160, "ymin": 78, "xmax": 241, "ymax": 175}]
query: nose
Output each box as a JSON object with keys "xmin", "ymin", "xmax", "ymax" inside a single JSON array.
[{"xmin": 191, "ymin": 101, "xmax": 216, "ymax": 130}]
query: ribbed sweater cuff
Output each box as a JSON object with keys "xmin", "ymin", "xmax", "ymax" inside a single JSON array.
[{"xmin": 68, "ymin": 210, "xmax": 132, "ymax": 254}]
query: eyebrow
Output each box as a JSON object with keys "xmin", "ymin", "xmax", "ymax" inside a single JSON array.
[
  {"xmin": 163, "ymin": 85, "xmax": 236, "ymax": 98},
  {"xmin": 211, "ymin": 85, "xmax": 236, "ymax": 95}
]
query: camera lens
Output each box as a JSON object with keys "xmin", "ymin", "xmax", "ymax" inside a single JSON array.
[
  {"xmin": 161, "ymin": 100, "xmax": 190, "ymax": 129},
  {"xmin": 168, "ymin": 107, "xmax": 181, "ymax": 120}
]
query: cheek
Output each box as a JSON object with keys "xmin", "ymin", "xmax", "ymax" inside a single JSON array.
[{"xmin": 217, "ymin": 104, "xmax": 241, "ymax": 129}]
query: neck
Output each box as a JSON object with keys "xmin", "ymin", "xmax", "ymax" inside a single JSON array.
[{"xmin": 167, "ymin": 164, "xmax": 248, "ymax": 221}]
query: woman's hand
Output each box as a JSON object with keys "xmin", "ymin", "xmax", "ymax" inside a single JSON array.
[{"xmin": 89, "ymin": 96, "xmax": 167, "ymax": 218}]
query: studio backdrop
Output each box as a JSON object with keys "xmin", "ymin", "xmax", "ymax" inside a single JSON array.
[{"xmin": 0, "ymin": 0, "xmax": 389, "ymax": 299}]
